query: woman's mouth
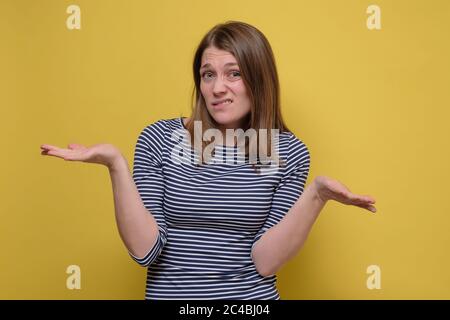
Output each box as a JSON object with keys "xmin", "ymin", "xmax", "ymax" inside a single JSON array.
[{"xmin": 212, "ymin": 99, "xmax": 233, "ymax": 107}]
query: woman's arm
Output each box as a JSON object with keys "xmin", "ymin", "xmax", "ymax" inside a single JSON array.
[
  {"xmin": 251, "ymin": 176, "xmax": 376, "ymax": 277},
  {"xmin": 108, "ymin": 155, "xmax": 160, "ymax": 258}
]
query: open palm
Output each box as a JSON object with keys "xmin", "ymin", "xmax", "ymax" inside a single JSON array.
[
  {"xmin": 40, "ymin": 143, "xmax": 121, "ymax": 168},
  {"xmin": 313, "ymin": 175, "xmax": 377, "ymax": 213}
]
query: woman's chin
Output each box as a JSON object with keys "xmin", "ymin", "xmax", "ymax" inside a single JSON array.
[{"xmin": 210, "ymin": 116, "xmax": 236, "ymax": 127}]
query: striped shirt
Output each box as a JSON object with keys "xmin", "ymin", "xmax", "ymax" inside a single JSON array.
[{"xmin": 129, "ymin": 117, "xmax": 310, "ymax": 300}]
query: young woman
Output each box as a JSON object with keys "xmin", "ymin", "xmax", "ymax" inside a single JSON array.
[{"xmin": 40, "ymin": 21, "xmax": 376, "ymax": 300}]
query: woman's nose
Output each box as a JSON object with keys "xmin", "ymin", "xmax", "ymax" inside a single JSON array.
[{"xmin": 212, "ymin": 77, "xmax": 227, "ymax": 94}]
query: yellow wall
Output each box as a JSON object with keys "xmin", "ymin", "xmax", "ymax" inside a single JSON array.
[{"xmin": 1, "ymin": 0, "xmax": 449, "ymax": 299}]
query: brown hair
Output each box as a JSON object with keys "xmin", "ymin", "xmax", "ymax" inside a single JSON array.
[{"xmin": 185, "ymin": 21, "xmax": 290, "ymax": 170}]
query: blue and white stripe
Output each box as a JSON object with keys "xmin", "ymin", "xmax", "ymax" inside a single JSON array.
[{"xmin": 129, "ymin": 117, "xmax": 310, "ymax": 300}]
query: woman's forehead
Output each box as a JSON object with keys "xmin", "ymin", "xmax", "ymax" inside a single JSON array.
[{"xmin": 201, "ymin": 47, "xmax": 237, "ymax": 67}]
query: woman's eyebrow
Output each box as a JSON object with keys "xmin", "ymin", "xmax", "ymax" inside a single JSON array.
[{"xmin": 200, "ymin": 62, "xmax": 238, "ymax": 70}]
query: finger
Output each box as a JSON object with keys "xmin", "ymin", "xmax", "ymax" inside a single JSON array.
[
  {"xmin": 367, "ymin": 205, "xmax": 377, "ymax": 213},
  {"xmin": 41, "ymin": 149, "xmax": 65, "ymax": 159},
  {"xmin": 355, "ymin": 203, "xmax": 377, "ymax": 213},
  {"xmin": 40, "ymin": 144, "xmax": 59, "ymax": 151},
  {"xmin": 344, "ymin": 194, "xmax": 367, "ymax": 206},
  {"xmin": 363, "ymin": 195, "xmax": 376, "ymax": 204},
  {"xmin": 348, "ymin": 193, "xmax": 376, "ymax": 204},
  {"xmin": 68, "ymin": 143, "xmax": 86, "ymax": 150}
]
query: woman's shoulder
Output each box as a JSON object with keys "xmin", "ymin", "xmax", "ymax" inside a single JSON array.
[
  {"xmin": 278, "ymin": 130, "xmax": 309, "ymax": 154},
  {"xmin": 277, "ymin": 130, "xmax": 310, "ymax": 169},
  {"xmin": 144, "ymin": 117, "xmax": 183, "ymax": 130},
  {"xmin": 135, "ymin": 117, "xmax": 184, "ymax": 148},
  {"xmin": 138, "ymin": 117, "xmax": 184, "ymax": 136}
]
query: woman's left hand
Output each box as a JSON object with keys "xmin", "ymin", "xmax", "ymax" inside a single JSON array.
[{"xmin": 313, "ymin": 176, "xmax": 377, "ymax": 213}]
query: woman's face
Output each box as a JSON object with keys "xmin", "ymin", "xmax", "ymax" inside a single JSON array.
[{"xmin": 200, "ymin": 46, "xmax": 251, "ymax": 130}]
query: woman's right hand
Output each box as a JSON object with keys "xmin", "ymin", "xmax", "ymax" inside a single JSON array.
[{"xmin": 40, "ymin": 143, "xmax": 123, "ymax": 169}]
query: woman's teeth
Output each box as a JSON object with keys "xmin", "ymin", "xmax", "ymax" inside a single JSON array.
[{"xmin": 215, "ymin": 99, "xmax": 232, "ymax": 106}]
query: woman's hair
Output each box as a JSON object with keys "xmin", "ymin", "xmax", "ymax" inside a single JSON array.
[{"xmin": 185, "ymin": 20, "xmax": 289, "ymax": 170}]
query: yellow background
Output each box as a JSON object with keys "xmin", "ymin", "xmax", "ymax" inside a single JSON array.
[{"xmin": 1, "ymin": 0, "xmax": 449, "ymax": 299}]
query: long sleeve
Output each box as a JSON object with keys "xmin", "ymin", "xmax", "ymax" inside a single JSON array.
[
  {"xmin": 252, "ymin": 133, "xmax": 310, "ymax": 246},
  {"xmin": 128, "ymin": 120, "xmax": 168, "ymax": 267}
]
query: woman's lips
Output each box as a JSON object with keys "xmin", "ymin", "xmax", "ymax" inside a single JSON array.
[{"xmin": 212, "ymin": 100, "xmax": 233, "ymax": 109}]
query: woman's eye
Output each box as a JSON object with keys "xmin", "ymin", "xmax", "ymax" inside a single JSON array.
[
  {"xmin": 202, "ymin": 72, "xmax": 213, "ymax": 79},
  {"xmin": 201, "ymin": 71, "xmax": 240, "ymax": 80}
]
